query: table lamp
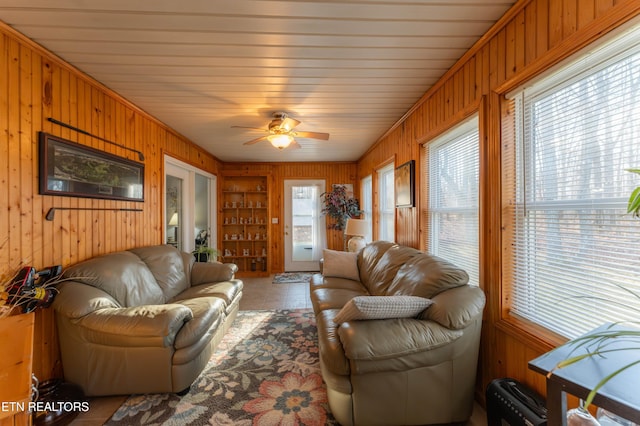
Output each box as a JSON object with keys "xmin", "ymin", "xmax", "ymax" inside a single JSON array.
[
  {"xmin": 168, "ymin": 212, "xmax": 179, "ymax": 242},
  {"xmin": 345, "ymin": 218, "xmax": 369, "ymax": 252}
]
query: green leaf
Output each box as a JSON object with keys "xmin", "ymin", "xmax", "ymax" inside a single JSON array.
[
  {"xmin": 627, "ymin": 186, "xmax": 640, "ymax": 217},
  {"xmin": 583, "ymin": 359, "xmax": 640, "ymax": 409}
]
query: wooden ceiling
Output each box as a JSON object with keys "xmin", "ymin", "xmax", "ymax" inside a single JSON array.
[{"xmin": 0, "ymin": 0, "xmax": 515, "ymax": 162}]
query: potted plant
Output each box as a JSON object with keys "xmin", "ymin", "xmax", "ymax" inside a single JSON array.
[
  {"xmin": 321, "ymin": 185, "xmax": 362, "ymax": 231},
  {"xmin": 193, "ymin": 245, "xmax": 220, "ymax": 263}
]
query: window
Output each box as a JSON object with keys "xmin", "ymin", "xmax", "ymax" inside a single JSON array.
[
  {"xmin": 424, "ymin": 116, "xmax": 480, "ymax": 287},
  {"xmin": 504, "ymin": 25, "xmax": 640, "ymax": 339},
  {"xmin": 377, "ymin": 163, "xmax": 395, "ymax": 242},
  {"xmin": 360, "ymin": 175, "xmax": 373, "ymax": 242}
]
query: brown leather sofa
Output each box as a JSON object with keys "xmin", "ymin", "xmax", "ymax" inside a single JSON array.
[
  {"xmin": 311, "ymin": 241, "xmax": 485, "ymax": 426},
  {"xmin": 53, "ymin": 244, "xmax": 242, "ymax": 397}
]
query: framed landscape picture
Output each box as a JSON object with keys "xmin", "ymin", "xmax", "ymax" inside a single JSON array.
[
  {"xmin": 39, "ymin": 132, "xmax": 144, "ymax": 202},
  {"xmin": 395, "ymin": 160, "xmax": 415, "ymax": 208}
]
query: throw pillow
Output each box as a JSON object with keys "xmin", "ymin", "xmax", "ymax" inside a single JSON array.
[
  {"xmin": 333, "ymin": 295, "xmax": 432, "ymax": 324},
  {"xmin": 323, "ymin": 249, "xmax": 359, "ymax": 281}
]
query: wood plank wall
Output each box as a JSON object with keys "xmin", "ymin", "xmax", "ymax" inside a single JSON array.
[
  {"xmin": 0, "ymin": 23, "xmax": 222, "ymax": 390},
  {"xmin": 220, "ymin": 161, "xmax": 358, "ymax": 272},
  {"xmin": 1, "ymin": 0, "xmax": 639, "ymax": 416},
  {"xmin": 356, "ymin": 0, "xmax": 640, "ymax": 399}
]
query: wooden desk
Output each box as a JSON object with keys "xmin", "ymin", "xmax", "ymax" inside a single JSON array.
[{"xmin": 529, "ymin": 323, "xmax": 640, "ymax": 426}]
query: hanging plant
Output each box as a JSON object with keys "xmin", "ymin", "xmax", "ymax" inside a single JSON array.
[{"xmin": 321, "ymin": 185, "xmax": 362, "ymax": 231}]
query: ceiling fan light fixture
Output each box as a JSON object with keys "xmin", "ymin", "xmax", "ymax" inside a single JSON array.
[{"xmin": 267, "ymin": 133, "xmax": 294, "ymax": 149}]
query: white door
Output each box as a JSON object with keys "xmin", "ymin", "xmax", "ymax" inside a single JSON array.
[
  {"xmin": 165, "ymin": 157, "xmax": 217, "ymax": 254},
  {"xmin": 284, "ymin": 180, "xmax": 326, "ymax": 272}
]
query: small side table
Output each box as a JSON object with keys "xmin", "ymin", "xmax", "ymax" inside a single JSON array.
[{"xmin": 528, "ymin": 323, "xmax": 640, "ymax": 426}]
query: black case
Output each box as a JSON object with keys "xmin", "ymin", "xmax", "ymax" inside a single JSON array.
[{"xmin": 486, "ymin": 378, "xmax": 548, "ymax": 426}]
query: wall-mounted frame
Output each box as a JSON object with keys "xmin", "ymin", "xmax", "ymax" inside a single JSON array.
[
  {"xmin": 39, "ymin": 132, "xmax": 144, "ymax": 202},
  {"xmin": 395, "ymin": 160, "xmax": 415, "ymax": 208}
]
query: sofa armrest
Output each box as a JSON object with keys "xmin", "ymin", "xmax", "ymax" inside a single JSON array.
[
  {"xmin": 422, "ymin": 285, "xmax": 486, "ymax": 330},
  {"xmin": 190, "ymin": 261, "xmax": 237, "ymax": 285},
  {"xmin": 337, "ymin": 318, "xmax": 463, "ymax": 361},
  {"xmin": 70, "ymin": 304, "xmax": 193, "ymax": 348},
  {"xmin": 53, "ymin": 281, "xmax": 120, "ymax": 318}
]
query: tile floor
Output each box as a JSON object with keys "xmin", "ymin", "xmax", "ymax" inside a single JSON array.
[{"xmin": 69, "ymin": 275, "xmax": 487, "ymax": 425}]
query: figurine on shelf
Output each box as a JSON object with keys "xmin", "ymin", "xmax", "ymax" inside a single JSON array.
[
  {"xmin": 247, "ymin": 233, "xmax": 252, "ymax": 241},
  {"xmin": 232, "ymin": 201, "xmax": 237, "ymax": 208},
  {"xmin": 248, "ymin": 201, "xmax": 253, "ymax": 208},
  {"xmin": 224, "ymin": 249, "xmax": 232, "ymax": 257},
  {"xmin": 224, "ymin": 233, "xmax": 229, "ymax": 240},
  {"xmin": 224, "ymin": 217, "xmax": 229, "ymax": 225},
  {"xmin": 262, "ymin": 247, "xmax": 267, "ymax": 256},
  {"xmin": 254, "ymin": 232, "xmax": 260, "ymax": 240},
  {"xmin": 224, "ymin": 201, "xmax": 230, "ymax": 208}
]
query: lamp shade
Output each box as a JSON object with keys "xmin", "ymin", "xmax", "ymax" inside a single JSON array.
[
  {"xmin": 168, "ymin": 212, "xmax": 179, "ymax": 226},
  {"xmin": 345, "ymin": 218, "xmax": 368, "ymax": 236},
  {"xmin": 267, "ymin": 133, "xmax": 294, "ymax": 149}
]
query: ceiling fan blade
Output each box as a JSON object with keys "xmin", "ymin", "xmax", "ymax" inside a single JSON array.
[
  {"xmin": 281, "ymin": 117, "xmax": 301, "ymax": 131},
  {"xmin": 295, "ymin": 131, "xmax": 330, "ymax": 140},
  {"xmin": 289, "ymin": 140, "xmax": 301, "ymax": 149},
  {"xmin": 231, "ymin": 125, "xmax": 267, "ymax": 132},
  {"xmin": 243, "ymin": 135, "xmax": 269, "ymax": 145}
]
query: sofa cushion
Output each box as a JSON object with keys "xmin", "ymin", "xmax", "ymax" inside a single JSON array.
[
  {"xmin": 333, "ymin": 295, "xmax": 432, "ymax": 324},
  {"xmin": 129, "ymin": 245, "xmax": 189, "ymax": 302},
  {"xmin": 386, "ymin": 254, "xmax": 469, "ymax": 298},
  {"xmin": 359, "ymin": 243, "xmax": 423, "ymax": 295},
  {"xmin": 337, "ymin": 319, "xmax": 463, "ymax": 362},
  {"xmin": 356, "ymin": 241, "xmax": 396, "ymax": 288},
  {"xmin": 311, "ymin": 286, "xmax": 369, "ymax": 312},
  {"xmin": 190, "ymin": 261, "xmax": 237, "ymax": 285},
  {"xmin": 172, "ymin": 280, "xmax": 243, "ymax": 307},
  {"xmin": 63, "ymin": 251, "xmax": 164, "ymax": 307},
  {"xmin": 323, "ymin": 249, "xmax": 359, "ymax": 281}
]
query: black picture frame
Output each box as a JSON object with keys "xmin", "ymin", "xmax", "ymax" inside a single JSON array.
[
  {"xmin": 395, "ymin": 160, "xmax": 415, "ymax": 208},
  {"xmin": 39, "ymin": 132, "xmax": 144, "ymax": 202}
]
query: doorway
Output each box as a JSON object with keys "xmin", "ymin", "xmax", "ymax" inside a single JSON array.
[
  {"xmin": 284, "ymin": 180, "xmax": 326, "ymax": 272},
  {"xmin": 165, "ymin": 157, "xmax": 217, "ymax": 254}
]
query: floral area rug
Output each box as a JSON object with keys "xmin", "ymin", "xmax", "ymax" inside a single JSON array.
[
  {"xmin": 272, "ymin": 272, "xmax": 314, "ymax": 284},
  {"xmin": 106, "ymin": 309, "xmax": 338, "ymax": 426}
]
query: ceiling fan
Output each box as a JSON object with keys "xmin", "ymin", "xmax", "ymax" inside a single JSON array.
[{"xmin": 232, "ymin": 112, "xmax": 330, "ymax": 150}]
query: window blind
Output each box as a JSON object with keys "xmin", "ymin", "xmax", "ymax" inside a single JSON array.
[
  {"xmin": 505, "ymin": 24, "xmax": 640, "ymax": 339},
  {"xmin": 424, "ymin": 117, "xmax": 480, "ymax": 287}
]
